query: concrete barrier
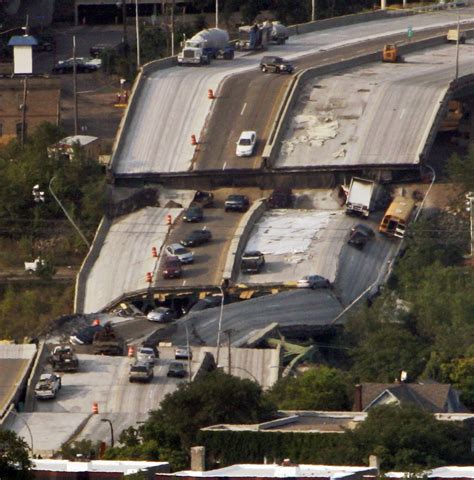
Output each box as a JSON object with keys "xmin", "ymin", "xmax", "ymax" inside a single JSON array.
[
  {"xmin": 24, "ymin": 341, "xmax": 47, "ymax": 412},
  {"xmin": 222, "ymin": 199, "xmax": 267, "ymax": 282}
]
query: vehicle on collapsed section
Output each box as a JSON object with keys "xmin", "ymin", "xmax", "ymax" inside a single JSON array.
[
  {"xmin": 49, "ymin": 345, "xmax": 79, "ymax": 372},
  {"xmin": 34, "ymin": 373, "xmax": 61, "ymax": 400},
  {"xmin": 241, "ymin": 251, "xmax": 265, "ymax": 274},
  {"xmin": 191, "ymin": 191, "xmax": 214, "ymax": 208},
  {"xmin": 129, "ymin": 361, "xmax": 154, "ymax": 383},
  {"xmin": 225, "ymin": 195, "xmax": 250, "ymax": 212},
  {"xmin": 92, "ymin": 323, "xmax": 123, "ymax": 356},
  {"xmin": 348, "ymin": 224, "xmax": 375, "ymax": 249}
]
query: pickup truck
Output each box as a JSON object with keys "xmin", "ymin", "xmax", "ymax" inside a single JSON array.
[
  {"xmin": 34, "ymin": 373, "xmax": 61, "ymax": 400},
  {"xmin": 49, "ymin": 345, "xmax": 79, "ymax": 372},
  {"xmin": 241, "ymin": 251, "xmax": 265, "ymax": 274}
]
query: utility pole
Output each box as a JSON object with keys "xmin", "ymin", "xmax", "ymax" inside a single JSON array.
[
  {"xmin": 226, "ymin": 330, "xmax": 232, "ymax": 374},
  {"xmin": 171, "ymin": 0, "xmax": 175, "ymax": 57},
  {"xmin": 311, "ymin": 0, "xmax": 315, "ymax": 22},
  {"xmin": 73, "ymin": 35, "xmax": 78, "ymax": 135},
  {"xmin": 455, "ymin": 14, "xmax": 461, "ymax": 79},
  {"xmin": 20, "ymin": 76, "xmax": 27, "ymax": 148},
  {"xmin": 122, "ymin": 0, "xmax": 128, "ymax": 47},
  {"xmin": 135, "ymin": 0, "xmax": 140, "ymax": 68},
  {"xmin": 216, "ymin": 0, "xmax": 219, "ymax": 28}
]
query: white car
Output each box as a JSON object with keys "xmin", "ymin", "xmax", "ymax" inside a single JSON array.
[
  {"xmin": 297, "ymin": 275, "xmax": 331, "ymax": 289},
  {"xmin": 175, "ymin": 346, "xmax": 192, "ymax": 360},
  {"xmin": 236, "ymin": 131, "xmax": 257, "ymax": 157},
  {"xmin": 137, "ymin": 347, "xmax": 157, "ymax": 365},
  {"xmin": 34, "ymin": 373, "xmax": 61, "ymax": 400},
  {"xmin": 165, "ymin": 244, "xmax": 194, "ymax": 264},
  {"xmin": 147, "ymin": 307, "xmax": 176, "ymax": 323}
]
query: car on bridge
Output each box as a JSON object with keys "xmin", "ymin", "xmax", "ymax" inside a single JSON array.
[
  {"xmin": 348, "ymin": 224, "xmax": 375, "ymax": 249},
  {"xmin": 52, "ymin": 57, "xmax": 101, "ymax": 74},
  {"xmin": 147, "ymin": 307, "xmax": 177, "ymax": 323},
  {"xmin": 175, "ymin": 346, "xmax": 192, "ymax": 360},
  {"xmin": 162, "ymin": 256, "xmax": 182, "ymax": 279},
  {"xmin": 260, "ymin": 56, "xmax": 294, "ymax": 74},
  {"xmin": 180, "ymin": 229, "xmax": 212, "ymax": 247},
  {"xmin": 297, "ymin": 275, "xmax": 331, "ymax": 289},
  {"xmin": 129, "ymin": 361, "xmax": 154, "ymax": 383},
  {"xmin": 192, "ymin": 191, "xmax": 214, "ymax": 208},
  {"xmin": 165, "ymin": 244, "xmax": 194, "ymax": 264},
  {"xmin": 137, "ymin": 346, "xmax": 158, "ymax": 364},
  {"xmin": 236, "ymin": 131, "xmax": 257, "ymax": 157},
  {"xmin": 167, "ymin": 362, "xmax": 187, "ymax": 378},
  {"xmin": 183, "ymin": 206, "xmax": 203, "ymax": 222},
  {"xmin": 225, "ymin": 195, "xmax": 250, "ymax": 212},
  {"xmin": 241, "ymin": 251, "xmax": 265, "ymax": 274}
]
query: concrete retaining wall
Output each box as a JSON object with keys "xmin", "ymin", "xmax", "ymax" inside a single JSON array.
[
  {"xmin": 222, "ymin": 199, "xmax": 267, "ymax": 282},
  {"xmin": 24, "ymin": 341, "xmax": 47, "ymax": 412},
  {"xmin": 74, "ymin": 217, "xmax": 112, "ymax": 313}
]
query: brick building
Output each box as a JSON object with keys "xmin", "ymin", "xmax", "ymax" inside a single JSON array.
[{"xmin": 0, "ymin": 76, "xmax": 61, "ymax": 145}]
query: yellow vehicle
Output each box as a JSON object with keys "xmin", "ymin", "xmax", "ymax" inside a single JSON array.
[
  {"xmin": 379, "ymin": 196, "xmax": 415, "ymax": 238},
  {"xmin": 439, "ymin": 100, "xmax": 463, "ymax": 132},
  {"xmin": 382, "ymin": 44, "xmax": 402, "ymax": 63}
]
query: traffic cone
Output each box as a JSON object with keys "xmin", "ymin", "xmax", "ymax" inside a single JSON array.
[
  {"xmin": 128, "ymin": 346, "xmax": 135, "ymax": 357},
  {"xmin": 92, "ymin": 402, "xmax": 99, "ymax": 414},
  {"xmin": 146, "ymin": 272, "xmax": 153, "ymax": 283},
  {"xmin": 208, "ymin": 89, "xmax": 215, "ymax": 99},
  {"xmin": 191, "ymin": 134, "xmax": 197, "ymax": 146},
  {"xmin": 166, "ymin": 214, "xmax": 172, "ymax": 226},
  {"xmin": 151, "ymin": 247, "xmax": 158, "ymax": 258}
]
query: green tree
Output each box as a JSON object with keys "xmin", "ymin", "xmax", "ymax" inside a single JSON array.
[
  {"xmin": 266, "ymin": 366, "xmax": 351, "ymax": 410},
  {"xmin": 0, "ymin": 430, "xmax": 33, "ymax": 479},
  {"xmin": 345, "ymin": 405, "xmax": 473, "ymax": 471},
  {"xmin": 106, "ymin": 370, "xmax": 276, "ymax": 469},
  {"xmin": 439, "ymin": 355, "xmax": 474, "ymax": 409},
  {"xmin": 448, "ymin": 148, "xmax": 474, "ymax": 191}
]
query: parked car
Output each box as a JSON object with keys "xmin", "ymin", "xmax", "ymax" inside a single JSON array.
[
  {"xmin": 297, "ymin": 275, "xmax": 331, "ymax": 289},
  {"xmin": 175, "ymin": 346, "xmax": 192, "ymax": 360},
  {"xmin": 260, "ymin": 56, "xmax": 294, "ymax": 74},
  {"xmin": 33, "ymin": 34, "xmax": 55, "ymax": 52},
  {"xmin": 165, "ymin": 244, "xmax": 194, "ymax": 264},
  {"xmin": 70, "ymin": 324, "xmax": 103, "ymax": 345},
  {"xmin": 241, "ymin": 251, "xmax": 265, "ymax": 274},
  {"xmin": 52, "ymin": 57, "xmax": 101, "ymax": 74},
  {"xmin": 34, "ymin": 373, "xmax": 61, "ymax": 400},
  {"xmin": 162, "ymin": 256, "xmax": 182, "ymax": 279},
  {"xmin": 167, "ymin": 362, "xmax": 187, "ymax": 378},
  {"xmin": 268, "ymin": 187, "xmax": 293, "ymax": 208},
  {"xmin": 147, "ymin": 307, "xmax": 176, "ymax": 323},
  {"xmin": 183, "ymin": 206, "xmax": 203, "ymax": 222},
  {"xmin": 192, "ymin": 190, "xmax": 214, "ymax": 208},
  {"xmin": 225, "ymin": 195, "xmax": 250, "ymax": 212},
  {"xmin": 129, "ymin": 361, "xmax": 154, "ymax": 383},
  {"xmin": 137, "ymin": 346, "xmax": 158, "ymax": 365},
  {"xmin": 180, "ymin": 229, "xmax": 212, "ymax": 247},
  {"xmin": 348, "ymin": 224, "xmax": 375, "ymax": 249},
  {"xmin": 236, "ymin": 131, "xmax": 257, "ymax": 157}
]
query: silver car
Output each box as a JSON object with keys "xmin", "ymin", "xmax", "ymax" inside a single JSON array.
[
  {"xmin": 165, "ymin": 244, "xmax": 194, "ymax": 264},
  {"xmin": 137, "ymin": 347, "xmax": 157, "ymax": 365}
]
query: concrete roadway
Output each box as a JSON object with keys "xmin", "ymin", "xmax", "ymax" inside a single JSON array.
[
  {"xmin": 194, "ymin": 20, "xmax": 474, "ymax": 172},
  {"xmin": 113, "ymin": 8, "xmax": 474, "ymax": 175}
]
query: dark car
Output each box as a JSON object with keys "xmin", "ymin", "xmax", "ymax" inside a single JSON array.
[
  {"xmin": 260, "ymin": 56, "xmax": 294, "ymax": 74},
  {"xmin": 181, "ymin": 229, "xmax": 212, "ymax": 247},
  {"xmin": 268, "ymin": 187, "xmax": 293, "ymax": 208},
  {"xmin": 192, "ymin": 190, "xmax": 214, "ymax": 208},
  {"xmin": 162, "ymin": 256, "xmax": 182, "ymax": 279},
  {"xmin": 241, "ymin": 251, "xmax": 265, "ymax": 274},
  {"xmin": 69, "ymin": 324, "xmax": 103, "ymax": 345},
  {"xmin": 225, "ymin": 194, "xmax": 250, "ymax": 212},
  {"xmin": 167, "ymin": 362, "xmax": 187, "ymax": 378},
  {"xmin": 348, "ymin": 224, "xmax": 375, "ymax": 249},
  {"xmin": 33, "ymin": 34, "xmax": 55, "ymax": 52},
  {"xmin": 183, "ymin": 206, "xmax": 203, "ymax": 222},
  {"xmin": 189, "ymin": 295, "xmax": 223, "ymax": 312},
  {"xmin": 52, "ymin": 58, "xmax": 99, "ymax": 74}
]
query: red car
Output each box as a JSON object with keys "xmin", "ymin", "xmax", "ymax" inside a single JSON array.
[{"xmin": 162, "ymin": 256, "xmax": 182, "ymax": 279}]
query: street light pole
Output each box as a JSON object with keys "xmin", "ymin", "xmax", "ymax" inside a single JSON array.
[
  {"xmin": 311, "ymin": 0, "xmax": 315, "ymax": 22},
  {"xmin": 9, "ymin": 410, "xmax": 34, "ymax": 453},
  {"xmin": 184, "ymin": 322, "xmax": 192, "ymax": 383},
  {"xmin": 48, "ymin": 177, "xmax": 91, "ymax": 248},
  {"xmin": 215, "ymin": 286, "xmax": 225, "ymax": 366},
  {"xmin": 455, "ymin": 14, "xmax": 461, "ymax": 79},
  {"xmin": 215, "ymin": 0, "xmax": 219, "ymax": 28},
  {"xmin": 135, "ymin": 0, "xmax": 140, "ymax": 68},
  {"xmin": 101, "ymin": 418, "xmax": 114, "ymax": 447},
  {"xmin": 467, "ymin": 192, "xmax": 474, "ymax": 257}
]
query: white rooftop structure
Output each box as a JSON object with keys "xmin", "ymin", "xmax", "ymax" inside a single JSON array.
[
  {"xmin": 58, "ymin": 135, "xmax": 99, "ymax": 147},
  {"xmin": 32, "ymin": 459, "xmax": 169, "ymax": 474},
  {"xmin": 387, "ymin": 468, "xmax": 474, "ymax": 479},
  {"xmin": 174, "ymin": 464, "xmax": 375, "ymax": 478}
]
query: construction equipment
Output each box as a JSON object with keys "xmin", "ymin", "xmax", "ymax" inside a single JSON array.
[
  {"xmin": 382, "ymin": 44, "xmax": 403, "ymax": 63},
  {"xmin": 439, "ymin": 100, "xmax": 463, "ymax": 132}
]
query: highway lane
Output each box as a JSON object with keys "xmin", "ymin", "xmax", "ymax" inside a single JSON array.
[
  {"xmin": 113, "ymin": 9, "xmax": 474, "ymax": 175},
  {"xmin": 0, "ymin": 359, "xmax": 31, "ymax": 414}
]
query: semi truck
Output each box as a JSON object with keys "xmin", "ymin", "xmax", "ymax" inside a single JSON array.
[
  {"xmin": 345, "ymin": 177, "xmax": 378, "ymax": 218},
  {"xmin": 177, "ymin": 28, "xmax": 234, "ymax": 65}
]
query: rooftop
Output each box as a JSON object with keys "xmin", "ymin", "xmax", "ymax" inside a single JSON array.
[{"xmin": 32, "ymin": 459, "xmax": 169, "ymax": 473}]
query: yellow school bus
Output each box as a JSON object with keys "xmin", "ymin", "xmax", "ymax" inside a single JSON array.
[{"xmin": 379, "ymin": 196, "xmax": 416, "ymax": 238}]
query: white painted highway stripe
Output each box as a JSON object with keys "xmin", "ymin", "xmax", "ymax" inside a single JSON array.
[
  {"xmin": 240, "ymin": 103, "xmax": 247, "ymax": 115},
  {"xmin": 400, "ymin": 108, "xmax": 406, "ymax": 120}
]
